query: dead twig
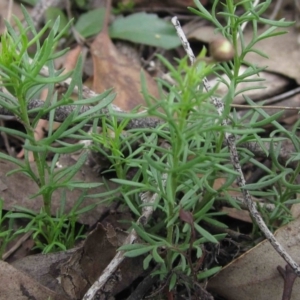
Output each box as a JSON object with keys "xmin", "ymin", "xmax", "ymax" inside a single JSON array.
[
  {"xmin": 232, "ymin": 103, "xmax": 300, "ymax": 110},
  {"xmin": 0, "ymin": 98, "xmax": 161, "ymax": 129},
  {"xmin": 277, "ymin": 264, "xmax": 298, "ymax": 300},
  {"xmin": 2, "ymin": 231, "xmax": 33, "ymax": 261}
]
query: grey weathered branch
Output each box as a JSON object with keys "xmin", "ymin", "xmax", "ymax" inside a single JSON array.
[{"xmin": 0, "ymin": 98, "xmax": 162, "ymax": 130}]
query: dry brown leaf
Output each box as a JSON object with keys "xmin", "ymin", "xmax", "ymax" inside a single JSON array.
[
  {"xmin": 0, "ymin": 1, "xmax": 32, "ymax": 34},
  {"xmin": 60, "ymin": 223, "xmax": 143, "ymax": 299},
  {"xmin": 60, "ymin": 45, "xmax": 83, "ymax": 73},
  {"xmin": 290, "ymin": 202, "xmax": 300, "ymax": 219},
  {"xmin": 90, "ymin": 29, "xmax": 159, "ymax": 111},
  {"xmin": 221, "ymin": 207, "xmax": 252, "ymax": 223},
  {"xmin": 0, "ymin": 260, "xmax": 68, "ymax": 300},
  {"xmin": 208, "ymin": 216, "xmax": 300, "ymax": 300},
  {"xmin": 187, "ymin": 25, "xmax": 223, "ymax": 43},
  {"xmin": 244, "ymin": 26, "xmax": 300, "ymax": 84},
  {"xmin": 12, "ymin": 248, "xmax": 77, "ymax": 296}
]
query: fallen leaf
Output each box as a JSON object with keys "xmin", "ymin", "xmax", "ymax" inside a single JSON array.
[
  {"xmin": 208, "ymin": 216, "xmax": 300, "ymax": 300},
  {"xmin": 291, "ymin": 202, "xmax": 300, "ymax": 219},
  {"xmin": 90, "ymin": 26, "xmax": 159, "ymax": 111},
  {"xmin": 221, "ymin": 207, "xmax": 252, "ymax": 223},
  {"xmin": 12, "ymin": 248, "xmax": 77, "ymax": 296},
  {"xmin": 0, "ymin": 259, "xmax": 68, "ymax": 300},
  {"xmin": 244, "ymin": 26, "xmax": 300, "ymax": 84},
  {"xmin": 0, "ymin": 1, "xmax": 32, "ymax": 34},
  {"xmin": 60, "ymin": 222, "xmax": 143, "ymax": 299}
]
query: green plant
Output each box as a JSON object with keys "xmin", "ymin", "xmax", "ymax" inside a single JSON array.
[
  {"xmin": 0, "ymin": 199, "xmax": 21, "ymax": 259},
  {"xmin": 91, "ymin": 106, "xmax": 134, "ymax": 180},
  {"xmin": 190, "ymin": 0, "xmax": 298, "ymax": 231},
  {"xmin": 8, "ymin": 193, "xmax": 93, "ymax": 253},
  {"xmin": 90, "ymin": 0, "xmax": 295, "ymax": 293},
  {"xmin": 112, "ymin": 0, "xmax": 135, "ymax": 14},
  {"xmin": 98, "ymin": 51, "xmax": 234, "ymax": 289},
  {"xmin": 0, "ymin": 7, "xmax": 114, "ymax": 252}
]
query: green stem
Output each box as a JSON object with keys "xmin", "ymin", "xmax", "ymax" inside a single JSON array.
[
  {"xmin": 17, "ymin": 89, "xmax": 51, "ymax": 215},
  {"xmin": 281, "ymin": 161, "xmax": 300, "ymax": 203},
  {"xmin": 166, "ymin": 173, "xmax": 176, "ymax": 270},
  {"xmin": 226, "ymin": 0, "xmax": 240, "ymax": 79}
]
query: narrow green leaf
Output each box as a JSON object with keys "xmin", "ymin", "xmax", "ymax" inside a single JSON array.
[
  {"xmin": 66, "ymin": 182, "xmax": 102, "ymax": 189},
  {"xmin": 194, "ymin": 223, "xmax": 218, "ymax": 243},
  {"xmin": 197, "ymin": 266, "xmax": 221, "ymax": 279},
  {"xmin": 118, "ymin": 243, "xmax": 148, "ymax": 251},
  {"xmin": 203, "ymin": 217, "xmax": 228, "ymax": 228},
  {"xmin": 131, "ymin": 223, "xmax": 157, "ymax": 244},
  {"xmin": 249, "ymin": 48, "xmax": 268, "ymax": 58},
  {"xmin": 258, "ymin": 18, "xmax": 294, "ymax": 27},
  {"xmin": 152, "ymin": 246, "xmax": 164, "ymax": 264},
  {"xmin": 244, "ymin": 170, "xmax": 292, "ymax": 190},
  {"xmin": 74, "ymin": 89, "xmax": 112, "ymax": 105},
  {"xmin": 169, "ymin": 273, "xmax": 177, "ymax": 290},
  {"xmin": 0, "ymin": 126, "xmax": 34, "ymax": 141},
  {"xmin": 194, "ymin": 199, "xmax": 215, "ymax": 220},
  {"xmin": 250, "ymin": 111, "xmax": 283, "ymax": 128},
  {"xmin": 123, "ymin": 246, "xmax": 154, "ymax": 257},
  {"xmin": 61, "ymin": 153, "xmax": 88, "ymax": 183},
  {"xmin": 110, "ymin": 178, "xmax": 145, "ymax": 187},
  {"xmin": 47, "ymin": 144, "xmax": 84, "ymax": 154},
  {"xmin": 143, "ymin": 254, "xmax": 152, "ymax": 270},
  {"xmin": 73, "ymin": 94, "xmax": 116, "ymax": 122},
  {"xmin": 0, "ymin": 152, "xmax": 25, "ymax": 168},
  {"xmin": 123, "ymin": 194, "xmax": 140, "ymax": 216}
]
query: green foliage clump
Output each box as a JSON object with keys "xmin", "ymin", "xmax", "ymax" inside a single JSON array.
[
  {"xmin": 0, "ymin": 7, "xmax": 113, "ymax": 253},
  {"xmin": 0, "ymin": 1, "xmax": 298, "ymax": 295},
  {"xmin": 90, "ymin": 0, "xmax": 297, "ymax": 291}
]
